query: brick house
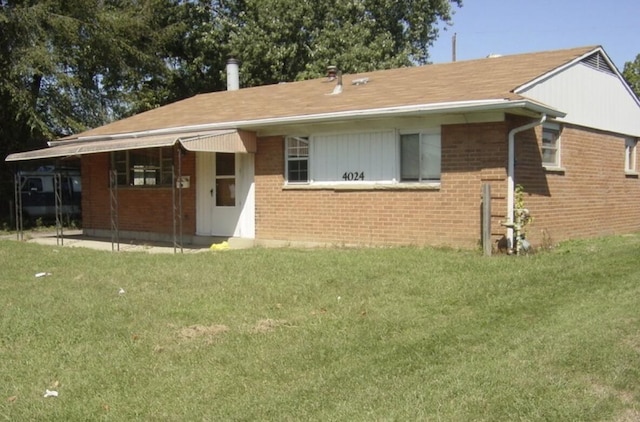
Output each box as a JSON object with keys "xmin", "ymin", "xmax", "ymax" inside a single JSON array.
[{"xmin": 7, "ymin": 45, "xmax": 640, "ymax": 251}]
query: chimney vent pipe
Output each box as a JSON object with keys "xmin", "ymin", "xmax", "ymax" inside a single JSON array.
[{"xmin": 226, "ymin": 58, "xmax": 240, "ymax": 91}]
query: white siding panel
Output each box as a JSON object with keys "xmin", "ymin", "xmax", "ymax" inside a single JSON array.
[
  {"xmin": 520, "ymin": 63, "xmax": 640, "ymax": 137},
  {"xmin": 312, "ymin": 131, "xmax": 397, "ymax": 182}
]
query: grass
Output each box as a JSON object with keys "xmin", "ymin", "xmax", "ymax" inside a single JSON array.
[{"xmin": 1, "ymin": 235, "xmax": 639, "ymax": 421}]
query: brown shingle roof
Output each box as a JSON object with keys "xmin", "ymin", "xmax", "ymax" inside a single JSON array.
[{"xmin": 72, "ymin": 46, "xmax": 597, "ymax": 139}]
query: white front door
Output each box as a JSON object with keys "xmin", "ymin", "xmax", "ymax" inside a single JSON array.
[{"xmin": 196, "ymin": 152, "xmax": 255, "ymax": 238}]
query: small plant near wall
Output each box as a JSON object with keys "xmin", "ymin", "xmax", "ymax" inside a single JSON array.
[{"xmin": 513, "ymin": 184, "xmax": 533, "ymax": 254}]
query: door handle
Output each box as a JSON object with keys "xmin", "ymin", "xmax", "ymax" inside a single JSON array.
[{"xmin": 210, "ymin": 188, "xmax": 213, "ymax": 197}]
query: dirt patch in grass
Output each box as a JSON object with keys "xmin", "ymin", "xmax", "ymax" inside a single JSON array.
[
  {"xmin": 153, "ymin": 324, "xmax": 230, "ymax": 352},
  {"xmin": 623, "ymin": 334, "xmax": 640, "ymax": 354},
  {"xmin": 590, "ymin": 379, "xmax": 634, "ymax": 404},
  {"xmin": 615, "ymin": 408, "xmax": 640, "ymax": 422},
  {"xmin": 178, "ymin": 324, "xmax": 230, "ymax": 340},
  {"xmin": 251, "ymin": 319, "xmax": 287, "ymax": 333}
]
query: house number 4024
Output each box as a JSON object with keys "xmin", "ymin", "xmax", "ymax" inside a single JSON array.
[{"xmin": 342, "ymin": 171, "xmax": 364, "ymax": 181}]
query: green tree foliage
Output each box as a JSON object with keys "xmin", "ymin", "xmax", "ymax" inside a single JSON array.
[
  {"xmin": 221, "ymin": 0, "xmax": 461, "ymax": 86},
  {"xmin": 124, "ymin": 0, "xmax": 462, "ymax": 113},
  {"xmin": 623, "ymin": 54, "xmax": 640, "ymax": 99},
  {"xmin": 1, "ymin": 0, "xmax": 461, "ymax": 144},
  {"xmin": 125, "ymin": 0, "xmax": 462, "ymax": 112},
  {"xmin": 0, "ymin": 0, "xmax": 461, "ymax": 220},
  {"xmin": 0, "ymin": 0, "xmax": 180, "ymax": 142},
  {"xmin": 0, "ymin": 0, "xmax": 180, "ymax": 217}
]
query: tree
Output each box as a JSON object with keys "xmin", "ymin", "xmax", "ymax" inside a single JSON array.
[
  {"xmin": 0, "ymin": 0, "xmax": 462, "ymax": 221},
  {"xmin": 220, "ymin": 0, "xmax": 462, "ymax": 86},
  {"xmin": 1, "ymin": 0, "xmax": 462, "ymax": 141},
  {"xmin": 0, "ymin": 0, "xmax": 183, "ymax": 141},
  {"xmin": 127, "ymin": 0, "xmax": 463, "ymax": 109},
  {"xmin": 0, "ymin": 0, "xmax": 182, "ymax": 219},
  {"xmin": 623, "ymin": 54, "xmax": 640, "ymax": 99},
  {"xmin": 125, "ymin": 0, "xmax": 230, "ymax": 115}
]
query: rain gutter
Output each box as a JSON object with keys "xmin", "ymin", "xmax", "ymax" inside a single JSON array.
[{"xmin": 54, "ymin": 99, "xmax": 563, "ymax": 144}]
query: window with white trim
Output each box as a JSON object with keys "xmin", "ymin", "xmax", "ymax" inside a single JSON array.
[
  {"xmin": 215, "ymin": 153, "xmax": 236, "ymax": 206},
  {"xmin": 625, "ymin": 138, "xmax": 637, "ymax": 173},
  {"xmin": 285, "ymin": 136, "xmax": 309, "ymax": 183},
  {"xmin": 542, "ymin": 124, "xmax": 561, "ymax": 168},
  {"xmin": 400, "ymin": 132, "xmax": 441, "ymax": 182},
  {"xmin": 283, "ymin": 130, "xmax": 441, "ymax": 186}
]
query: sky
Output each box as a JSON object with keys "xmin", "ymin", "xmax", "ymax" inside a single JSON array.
[{"xmin": 429, "ymin": 0, "xmax": 640, "ymax": 71}]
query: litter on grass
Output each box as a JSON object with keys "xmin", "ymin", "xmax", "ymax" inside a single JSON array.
[
  {"xmin": 118, "ymin": 288, "xmax": 126, "ymax": 295},
  {"xmin": 35, "ymin": 272, "xmax": 52, "ymax": 278},
  {"xmin": 43, "ymin": 390, "xmax": 58, "ymax": 398},
  {"xmin": 209, "ymin": 241, "xmax": 230, "ymax": 251}
]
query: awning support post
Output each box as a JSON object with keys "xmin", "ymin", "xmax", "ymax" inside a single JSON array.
[
  {"xmin": 172, "ymin": 147, "xmax": 184, "ymax": 254},
  {"xmin": 14, "ymin": 174, "xmax": 23, "ymax": 241},
  {"xmin": 109, "ymin": 170, "xmax": 120, "ymax": 252},
  {"xmin": 53, "ymin": 173, "xmax": 64, "ymax": 246}
]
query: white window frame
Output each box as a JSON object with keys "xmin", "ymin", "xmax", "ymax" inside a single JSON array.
[
  {"xmin": 283, "ymin": 130, "xmax": 442, "ymax": 190},
  {"xmin": 541, "ymin": 123, "xmax": 562, "ymax": 169},
  {"xmin": 625, "ymin": 138, "xmax": 637, "ymax": 174},
  {"xmin": 399, "ymin": 129, "xmax": 441, "ymax": 183},
  {"xmin": 215, "ymin": 152, "xmax": 236, "ymax": 207},
  {"xmin": 285, "ymin": 136, "xmax": 310, "ymax": 184}
]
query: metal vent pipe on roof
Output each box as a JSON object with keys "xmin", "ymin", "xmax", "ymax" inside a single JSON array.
[
  {"xmin": 226, "ymin": 58, "xmax": 240, "ymax": 91},
  {"xmin": 331, "ymin": 70, "xmax": 343, "ymax": 95},
  {"xmin": 327, "ymin": 65, "xmax": 338, "ymax": 81}
]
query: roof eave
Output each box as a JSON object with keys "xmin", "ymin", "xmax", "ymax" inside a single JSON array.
[
  {"xmin": 514, "ymin": 46, "xmax": 603, "ymax": 93},
  {"xmin": 237, "ymin": 99, "xmax": 566, "ymax": 128},
  {"xmin": 58, "ymin": 99, "xmax": 565, "ymax": 143}
]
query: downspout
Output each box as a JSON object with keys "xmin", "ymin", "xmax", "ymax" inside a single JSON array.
[{"xmin": 506, "ymin": 113, "xmax": 546, "ymax": 250}]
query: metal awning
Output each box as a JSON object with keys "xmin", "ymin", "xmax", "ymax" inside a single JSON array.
[
  {"xmin": 179, "ymin": 130, "xmax": 256, "ymax": 153},
  {"xmin": 5, "ymin": 129, "xmax": 256, "ymax": 162}
]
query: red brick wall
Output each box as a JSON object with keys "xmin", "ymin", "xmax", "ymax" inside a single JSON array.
[
  {"xmin": 255, "ymin": 117, "xmax": 640, "ymax": 249},
  {"xmin": 79, "ymin": 117, "xmax": 640, "ymax": 249},
  {"xmin": 516, "ymin": 124, "xmax": 640, "ymax": 246},
  {"xmin": 81, "ymin": 149, "xmax": 196, "ymax": 236},
  {"xmin": 254, "ymin": 122, "xmax": 511, "ymax": 248}
]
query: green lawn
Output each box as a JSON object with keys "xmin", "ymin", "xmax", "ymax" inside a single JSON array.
[{"xmin": 1, "ymin": 235, "xmax": 639, "ymax": 421}]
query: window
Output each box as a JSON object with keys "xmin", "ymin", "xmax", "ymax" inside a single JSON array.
[
  {"xmin": 283, "ymin": 130, "xmax": 441, "ymax": 187},
  {"xmin": 286, "ymin": 136, "xmax": 309, "ymax": 183},
  {"xmin": 23, "ymin": 177, "xmax": 43, "ymax": 192},
  {"xmin": 542, "ymin": 125, "xmax": 561, "ymax": 168},
  {"xmin": 625, "ymin": 138, "xmax": 637, "ymax": 173},
  {"xmin": 215, "ymin": 153, "xmax": 236, "ymax": 206},
  {"xmin": 400, "ymin": 132, "xmax": 441, "ymax": 182},
  {"xmin": 111, "ymin": 147, "xmax": 174, "ymax": 187}
]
